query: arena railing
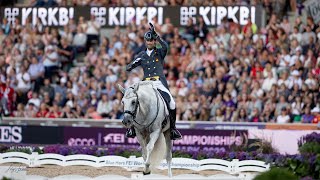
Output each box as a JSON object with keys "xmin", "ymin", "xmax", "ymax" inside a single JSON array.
[{"xmin": 0, "ymin": 117, "xmax": 319, "ymax": 130}]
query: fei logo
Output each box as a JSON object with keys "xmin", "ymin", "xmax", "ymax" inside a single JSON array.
[
  {"xmin": 103, "ymin": 133, "xmax": 125, "ymax": 143},
  {"xmin": 0, "ymin": 126, "xmax": 22, "ymax": 143}
]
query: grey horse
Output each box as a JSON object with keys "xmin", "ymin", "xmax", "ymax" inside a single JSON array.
[{"xmin": 117, "ymin": 81, "xmax": 172, "ymax": 177}]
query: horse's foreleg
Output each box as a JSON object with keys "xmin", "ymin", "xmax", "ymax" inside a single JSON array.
[
  {"xmin": 164, "ymin": 130, "xmax": 172, "ymax": 177},
  {"xmin": 144, "ymin": 129, "xmax": 161, "ymax": 174},
  {"xmin": 136, "ymin": 132, "xmax": 147, "ymax": 161}
]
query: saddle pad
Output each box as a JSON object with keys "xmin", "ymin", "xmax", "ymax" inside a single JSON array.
[{"xmin": 157, "ymin": 89, "xmax": 171, "ymax": 113}]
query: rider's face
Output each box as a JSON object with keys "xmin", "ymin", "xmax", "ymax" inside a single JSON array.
[{"xmin": 146, "ymin": 39, "xmax": 156, "ymax": 49}]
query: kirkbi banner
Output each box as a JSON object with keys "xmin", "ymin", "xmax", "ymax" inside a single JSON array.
[{"xmin": 1, "ymin": 6, "xmax": 262, "ymax": 27}]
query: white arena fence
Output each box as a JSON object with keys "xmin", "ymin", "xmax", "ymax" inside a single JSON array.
[
  {"xmin": 1, "ymin": 173, "xmax": 261, "ymax": 180},
  {"xmin": 0, "ymin": 152, "xmax": 270, "ymax": 174}
]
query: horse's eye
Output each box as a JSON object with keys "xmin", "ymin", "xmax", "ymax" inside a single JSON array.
[{"xmin": 132, "ymin": 101, "xmax": 135, "ymax": 105}]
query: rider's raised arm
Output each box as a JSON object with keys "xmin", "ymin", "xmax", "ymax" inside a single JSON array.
[
  {"xmin": 156, "ymin": 36, "xmax": 168, "ymax": 58},
  {"xmin": 126, "ymin": 52, "xmax": 143, "ymax": 71}
]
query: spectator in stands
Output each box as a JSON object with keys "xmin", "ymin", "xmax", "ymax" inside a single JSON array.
[
  {"xmin": 109, "ymin": 104, "xmax": 123, "ymax": 119},
  {"xmin": 59, "ymin": 26, "xmax": 73, "ymax": 43},
  {"xmin": 72, "ymin": 26, "xmax": 87, "ymax": 56},
  {"xmin": 15, "ymin": 66, "xmax": 31, "ymax": 102},
  {"xmin": 97, "ymin": 94, "xmax": 112, "ymax": 118},
  {"xmin": 301, "ymin": 107, "xmax": 314, "ymax": 123},
  {"xmin": 28, "ymin": 56, "xmax": 45, "ymax": 92},
  {"xmin": 224, "ymin": 106, "xmax": 237, "ymax": 122},
  {"xmin": 288, "ymin": 70, "xmax": 303, "ymax": 89},
  {"xmin": 40, "ymin": 78, "xmax": 55, "ymax": 101},
  {"xmin": 237, "ymin": 108, "xmax": 249, "ymax": 122},
  {"xmin": 53, "ymin": 92, "xmax": 65, "ymax": 107},
  {"xmin": 85, "ymin": 105, "xmax": 102, "ymax": 119},
  {"xmin": 27, "ymin": 92, "xmax": 41, "ymax": 108},
  {"xmin": 58, "ymin": 38, "xmax": 74, "ymax": 71},
  {"xmin": 306, "ymin": 17, "xmax": 319, "ymax": 33},
  {"xmin": 183, "ymin": 18, "xmax": 196, "ymax": 41},
  {"xmin": 45, "ymin": 103, "xmax": 62, "ymax": 118},
  {"xmin": 311, "ymin": 107, "xmax": 320, "ymax": 123},
  {"xmin": 1, "ymin": 18, "xmax": 10, "ymax": 35},
  {"xmin": 249, "ymin": 107, "xmax": 261, "ymax": 122},
  {"xmin": 210, "ymin": 108, "xmax": 224, "ymax": 122},
  {"xmin": 289, "ymin": 27, "xmax": 302, "ymax": 43},
  {"xmin": 291, "ymin": 96, "xmax": 304, "ymax": 122},
  {"xmin": 54, "ymin": 77, "xmax": 68, "ymax": 100},
  {"xmin": 24, "ymin": 102, "xmax": 38, "ymax": 117},
  {"xmin": 61, "ymin": 105, "xmax": 78, "ymax": 118},
  {"xmin": 36, "ymin": 103, "xmax": 48, "ymax": 117},
  {"xmin": 194, "ymin": 16, "xmax": 209, "ymax": 42},
  {"xmin": 276, "ymin": 107, "xmax": 291, "ymax": 123},
  {"xmin": 302, "ymin": 26, "xmax": 316, "ymax": 47},
  {"xmin": 0, "ymin": 76, "xmax": 7, "ymax": 114},
  {"xmin": 43, "ymin": 92, "xmax": 52, "ymax": 106},
  {"xmin": 86, "ymin": 15, "xmax": 100, "ymax": 50},
  {"xmin": 260, "ymin": 104, "xmax": 275, "ymax": 122},
  {"xmin": 262, "ymin": 72, "xmax": 277, "ymax": 92},
  {"xmin": 43, "ymin": 45, "xmax": 59, "ymax": 78},
  {"xmin": 13, "ymin": 103, "xmax": 26, "ymax": 117}
]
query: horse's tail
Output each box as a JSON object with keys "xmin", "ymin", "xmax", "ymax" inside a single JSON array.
[{"xmin": 150, "ymin": 132, "xmax": 166, "ymax": 171}]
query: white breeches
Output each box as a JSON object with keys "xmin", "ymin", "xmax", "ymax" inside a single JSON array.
[{"xmin": 152, "ymin": 81, "xmax": 175, "ymax": 109}]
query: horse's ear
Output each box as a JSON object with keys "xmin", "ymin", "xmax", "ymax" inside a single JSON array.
[
  {"xmin": 134, "ymin": 82, "xmax": 140, "ymax": 92},
  {"xmin": 117, "ymin": 84, "xmax": 126, "ymax": 94}
]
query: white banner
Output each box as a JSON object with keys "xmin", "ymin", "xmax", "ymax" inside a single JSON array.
[
  {"xmin": 304, "ymin": 0, "xmax": 320, "ymax": 24},
  {"xmin": 2, "ymin": 6, "xmax": 260, "ymax": 27}
]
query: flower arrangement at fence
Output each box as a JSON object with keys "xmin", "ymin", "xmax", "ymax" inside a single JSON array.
[
  {"xmin": 298, "ymin": 132, "xmax": 320, "ymax": 154},
  {"xmin": 1, "ymin": 132, "xmax": 320, "ymax": 179}
]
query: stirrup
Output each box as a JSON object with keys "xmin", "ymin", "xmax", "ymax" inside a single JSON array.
[{"xmin": 171, "ymin": 129, "xmax": 182, "ymax": 140}]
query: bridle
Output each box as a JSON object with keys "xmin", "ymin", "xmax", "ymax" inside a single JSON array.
[
  {"xmin": 123, "ymin": 90, "xmax": 140, "ymax": 120},
  {"xmin": 123, "ymin": 88, "xmax": 160, "ymax": 128}
]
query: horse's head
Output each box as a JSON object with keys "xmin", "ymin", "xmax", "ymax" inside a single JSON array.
[{"xmin": 117, "ymin": 83, "xmax": 140, "ymax": 127}]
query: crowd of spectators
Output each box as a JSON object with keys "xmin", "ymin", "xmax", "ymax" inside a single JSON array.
[{"xmin": 0, "ymin": 2, "xmax": 319, "ymax": 123}]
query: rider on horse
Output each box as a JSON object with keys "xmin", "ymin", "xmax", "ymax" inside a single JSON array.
[{"xmin": 125, "ymin": 23, "xmax": 182, "ymax": 140}]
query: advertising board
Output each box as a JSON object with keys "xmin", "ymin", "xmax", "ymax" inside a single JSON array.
[{"xmin": 1, "ymin": 6, "xmax": 262, "ymax": 27}]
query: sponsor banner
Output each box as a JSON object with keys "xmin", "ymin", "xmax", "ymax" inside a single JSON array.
[
  {"xmin": 0, "ymin": 126, "xmax": 22, "ymax": 143},
  {"xmin": 248, "ymin": 129, "xmax": 320, "ymax": 155},
  {"xmin": 0, "ymin": 125, "xmax": 64, "ymax": 144},
  {"xmin": 304, "ymin": 0, "xmax": 320, "ymax": 24},
  {"xmin": 64, "ymin": 127, "xmax": 247, "ymax": 151},
  {"xmin": 0, "ymin": 6, "xmax": 262, "ymax": 27}
]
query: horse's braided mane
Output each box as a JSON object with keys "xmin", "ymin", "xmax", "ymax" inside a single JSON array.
[
  {"xmin": 128, "ymin": 81, "xmax": 154, "ymax": 91},
  {"xmin": 137, "ymin": 81, "xmax": 153, "ymax": 86},
  {"xmin": 124, "ymin": 81, "xmax": 154, "ymax": 98}
]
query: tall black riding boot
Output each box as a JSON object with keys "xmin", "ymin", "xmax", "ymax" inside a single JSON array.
[
  {"xmin": 126, "ymin": 126, "xmax": 136, "ymax": 138},
  {"xmin": 169, "ymin": 108, "xmax": 182, "ymax": 140}
]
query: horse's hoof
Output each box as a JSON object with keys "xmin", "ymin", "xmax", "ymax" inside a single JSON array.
[{"xmin": 143, "ymin": 171, "xmax": 151, "ymax": 175}]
